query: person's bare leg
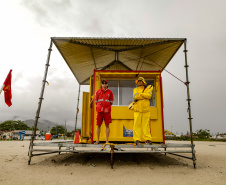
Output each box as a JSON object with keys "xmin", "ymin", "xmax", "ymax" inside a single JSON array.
[
  {"xmin": 105, "ymin": 125, "xmax": 110, "ymax": 143},
  {"xmin": 95, "ymin": 125, "xmax": 101, "ymax": 144}
]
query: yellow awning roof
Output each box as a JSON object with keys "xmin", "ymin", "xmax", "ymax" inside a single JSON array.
[{"xmin": 52, "ymin": 37, "xmax": 185, "ymax": 85}]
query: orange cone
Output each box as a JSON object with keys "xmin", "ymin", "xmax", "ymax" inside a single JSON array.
[{"xmin": 73, "ymin": 131, "xmax": 80, "ymax": 144}]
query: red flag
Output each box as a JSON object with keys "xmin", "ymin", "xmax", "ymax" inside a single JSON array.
[{"xmin": 3, "ymin": 70, "xmax": 12, "ymax": 107}]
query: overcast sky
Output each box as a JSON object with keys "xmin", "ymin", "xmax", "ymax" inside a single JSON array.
[{"xmin": 0, "ymin": 0, "xmax": 226, "ymax": 134}]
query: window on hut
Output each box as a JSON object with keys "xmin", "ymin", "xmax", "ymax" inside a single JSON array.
[{"xmin": 107, "ymin": 79, "xmax": 155, "ymax": 106}]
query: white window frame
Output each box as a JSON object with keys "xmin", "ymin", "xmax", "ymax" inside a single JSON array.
[{"xmin": 106, "ymin": 79, "xmax": 155, "ymax": 107}]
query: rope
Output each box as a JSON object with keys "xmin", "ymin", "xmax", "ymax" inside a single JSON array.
[
  {"xmin": 137, "ymin": 57, "xmax": 146, "ymax": 76},
  {"xmin": 147, "ymin": 57, "xmax": 186, "ymax": 85}
]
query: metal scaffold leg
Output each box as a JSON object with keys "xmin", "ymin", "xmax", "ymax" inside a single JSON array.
[
  {"xmin": 184, "ymin": 40, "xmax": 196, "ymax": 169},
  {"xmin": 28, "ymin": 39, "xmax": 53, "ymax": 165}
]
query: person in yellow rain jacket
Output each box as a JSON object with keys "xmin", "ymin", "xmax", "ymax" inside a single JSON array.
[{"xmin": 133, "ymin": 77, "xmax": 153, "ymax": 145}]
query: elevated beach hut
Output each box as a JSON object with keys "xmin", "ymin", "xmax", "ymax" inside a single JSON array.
[{"xmin": 28, "ymin": 37, "xmax": 196, "ymax": 168}]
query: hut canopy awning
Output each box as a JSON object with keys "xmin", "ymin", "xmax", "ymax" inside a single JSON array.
[{"xmin": 52, "ymin": 37, "xmax": 186, "ymax": 85}]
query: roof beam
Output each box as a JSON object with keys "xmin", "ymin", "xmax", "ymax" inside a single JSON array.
[
  {"xmin": 101, "ymin": 60, "xmax": 133, "ymax": 71},
  {"xmin": 90, "ymin": 47, "xmax": 97, "ymax": 69},
  {"xmin": 136, "ymin": 48, "xmax": 145, "ymax": 71},
  {"xmin": 117, "ymin": 40, "xmax": 184, "ymax": 52},
  {"xmin": 70, "ymin": 39, "xmax": 116, "ymax": 51}
]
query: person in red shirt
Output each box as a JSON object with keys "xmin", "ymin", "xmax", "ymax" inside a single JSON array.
[{"xmin": 94, "ymin": 80, "xmax": 114, "ymax": 144}]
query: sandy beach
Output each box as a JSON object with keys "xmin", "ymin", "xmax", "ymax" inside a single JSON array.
[{"xmin": 0, "ymin": 140, "xmax": 225, "ymax": 185}]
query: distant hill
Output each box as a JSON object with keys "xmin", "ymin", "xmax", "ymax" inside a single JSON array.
[
  {"xmin": 24, "ymin": 119, "xmax": 74, "ymax": 132},
  {"xmin": 1, "ymin": 116, "xmax": 74, "ymax": 132}
]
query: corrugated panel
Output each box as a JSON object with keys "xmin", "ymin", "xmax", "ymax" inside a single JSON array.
[{"xmin": 52, "ymin": 37, "xmax": 185, "ymax": 85}]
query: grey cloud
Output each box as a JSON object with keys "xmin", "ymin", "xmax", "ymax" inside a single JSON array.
[
  {"xmin": 13, "ymin": 72, "xmax": 23, "ymax": 83},
  {"xmin": 20, "ymin": 0, "xmax": 71, "ymax": 27},
  {"xmin": 2, "ymin": 0, "xmax": 226, "ymax": 134},
  {"xmin": 19, "ymin": 0, "xmax": 129, "ymax": 36}
]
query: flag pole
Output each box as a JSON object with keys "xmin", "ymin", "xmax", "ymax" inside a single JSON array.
[{"xmin": 0, "ymin": 84, "xmax": 4, "ymax": 94}]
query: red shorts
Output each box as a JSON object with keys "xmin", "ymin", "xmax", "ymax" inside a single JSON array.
[{"xmin": 96, "ymin": 112, "xmax": 112, "ymax": 126}]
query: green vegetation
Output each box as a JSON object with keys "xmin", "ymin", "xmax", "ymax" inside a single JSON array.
[
  {"xmin": 50, "ymin": 125, "xmax": 67, "ymax": 135},
  {"xmin": 168, "ymin": 137, "xmax": 226, "ymax": 142},
  {"xmin": 2, "ymin": 120, "xmax": 223, "ymax": 142},
  {"xmin": 50, "ymin": 125, "xmax": 81, "ymax": 137},
  {"xmin": 0, "ymin": 120, "xmax": 81, "ymax": 137},
  {"xmin": 0, "ymin": 120, "xmax": 32, "ymax": 131},
  {"xmin": 193, "ymin": 129, "xmax": 211, "ymax": 139},
  {"xmin": 166, "ymin": 129, "xmax": 226, "ymax": 142},
  {"xmin": 0, "ymin": 120, "xmax": 82, "ymax": 141}
]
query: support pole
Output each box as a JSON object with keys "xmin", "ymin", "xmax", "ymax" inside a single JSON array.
[
  {"xmin": 74, "ymin": 85, "xmax": 81, "ymax": 134},
  {"xmin": 28, "ymin": 39, "xmax": 53, "ymax": 165},
  {"xmin": 64, "ymin": 120, "xmax": 66, "ymax": 140},
  {"xmin": 183, "ymin": 40, "xmax": 196, "ymax": 168},
  {"xmin": 110, "ymin": 144, "xmax": 115, "ymax": 169}
]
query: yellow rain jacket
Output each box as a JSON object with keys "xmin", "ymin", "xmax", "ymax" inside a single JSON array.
[{"xmin": 133, "ymin": 85, "xmax": 153, "ymax": 112}]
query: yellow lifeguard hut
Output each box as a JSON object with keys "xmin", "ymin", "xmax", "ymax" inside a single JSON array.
[
  {"xmin": 29, "ymin": 37, "xmax": 196, "ymax": 168},
  {"xmin": 50, "ymin": 37, "xmax": 187, "ymax": 144}
]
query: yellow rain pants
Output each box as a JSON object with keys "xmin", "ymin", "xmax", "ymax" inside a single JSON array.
[{"xmin": 133, "ymin": 111, "xmax": 152, "ymax": 141}]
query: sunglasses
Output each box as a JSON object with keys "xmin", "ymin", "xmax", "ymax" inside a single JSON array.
[{"xmin": 102, "ymin": 82, "xmax": 108, "ymax": 84}]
